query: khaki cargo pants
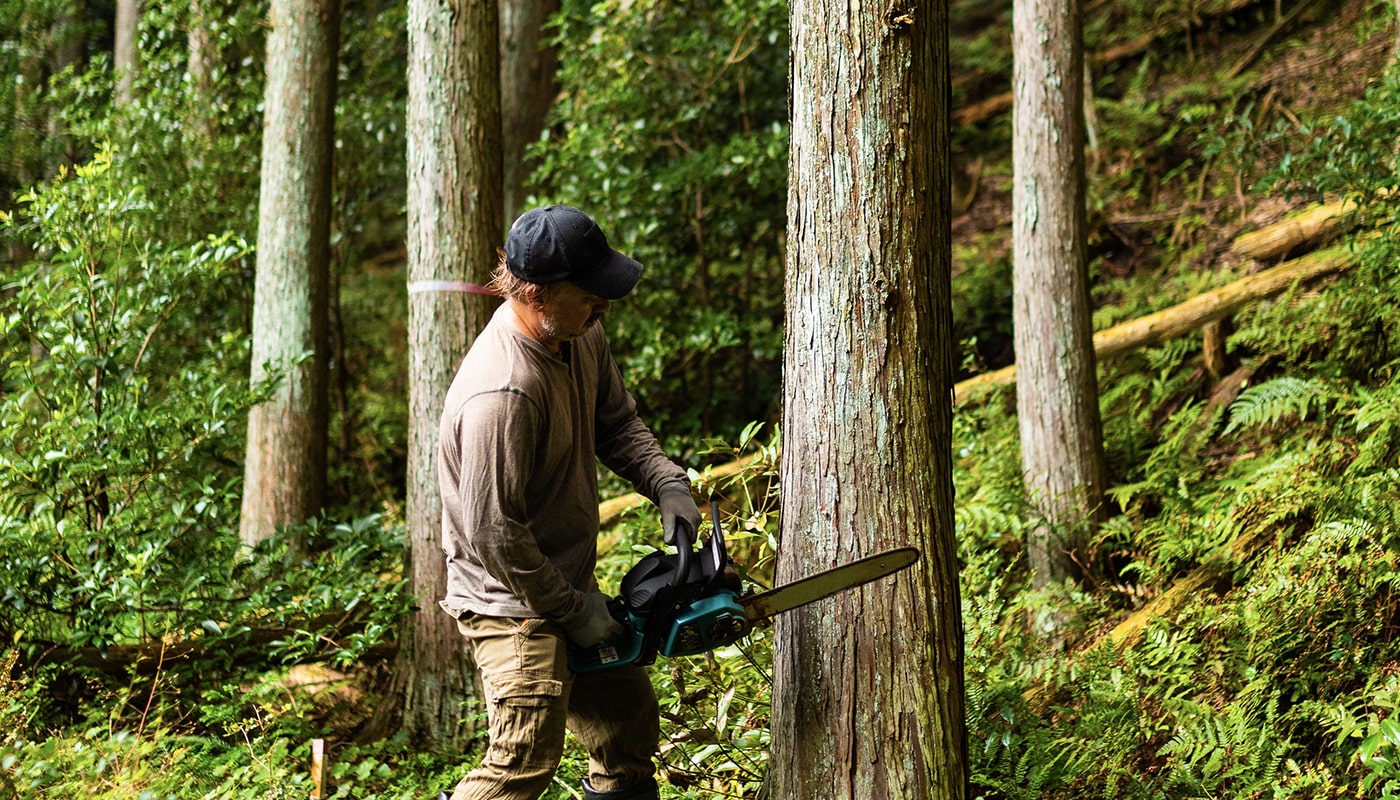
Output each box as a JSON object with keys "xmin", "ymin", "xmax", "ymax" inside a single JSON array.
[{"xmin": 447, "ymin": 614, "xmax": 660, "ymax": 800}]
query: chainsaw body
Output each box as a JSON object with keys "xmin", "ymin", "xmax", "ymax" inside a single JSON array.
[{"xmin": 569, "ymin": 499, "xmax": 749, "ymax": 673}]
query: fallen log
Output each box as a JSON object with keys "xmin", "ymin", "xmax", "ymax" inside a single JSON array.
[
  {"xmin": 954, "ymin": 244, "xmax": 1354, "ymax": 404},
  {"xmin": 1229, "ymin": 198, "xmax": 1357, "ymax": 262}
]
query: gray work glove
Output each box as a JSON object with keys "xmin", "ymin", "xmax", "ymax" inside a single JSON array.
[
  {"xmin": 559, "ymin": 591, "xmax": 623, "ymax": 648},
  {"xmin": 657, "ymin": 482, "xmax": 702, "ymax": 546}
]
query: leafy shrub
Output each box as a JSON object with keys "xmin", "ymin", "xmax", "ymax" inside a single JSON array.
[{"xmin": 0, "ymin": 147, "xmax": 260, "ymax": 651}]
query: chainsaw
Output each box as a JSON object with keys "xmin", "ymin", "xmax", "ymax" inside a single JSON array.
[{"xmin": 568, "ymin": 497, "xmax": 920, "ymax": 673}]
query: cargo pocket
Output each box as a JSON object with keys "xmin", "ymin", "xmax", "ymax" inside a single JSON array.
[{"xmin": 482, "ymin": 670, "xmax": 567, "ymax": 772}]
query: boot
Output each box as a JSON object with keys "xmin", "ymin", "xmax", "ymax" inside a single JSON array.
[{"xmin": 581, "ymin": 776, "xmax": 660, "ymax": 800}]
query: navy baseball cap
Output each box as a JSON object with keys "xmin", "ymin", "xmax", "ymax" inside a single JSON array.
[{"xmin": 504, "ymin": 205, "xmax": 644, "ymax": 300}]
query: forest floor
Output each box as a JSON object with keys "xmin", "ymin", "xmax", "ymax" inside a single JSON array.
[{"xmin": 952, "ymin": 0, "xmax": 1393, "ymax": 377}]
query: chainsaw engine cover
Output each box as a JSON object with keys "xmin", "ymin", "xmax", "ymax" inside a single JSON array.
[
  {"xmin": 568, "ymin": 498, "xmax": 744, "ymax": 674},
  {"xmin": 661, "ymin": 589, "xmax": 750, "ymax": 656},
  {"xmin": 620, "ymin": 529, "xmax": 730, "ymax": 615}
]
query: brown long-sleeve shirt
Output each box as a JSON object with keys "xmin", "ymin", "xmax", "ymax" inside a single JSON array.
[{"xmin": 437, "ymin": 302, "xmax": 687, "ymax": 622}]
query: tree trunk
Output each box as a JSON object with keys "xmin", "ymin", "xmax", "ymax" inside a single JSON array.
[
  {"xmin": 366, "ymin": 0, "xmax": 503, "ymax": 746},
  {"xmin": 47, "ymin": 0, "xmax": 84, "ymax": 173},
  {"xmin": 1012, "ymin": 0, "xmax": 1106, "ymax": 589},
  {"xmin": 113, "ymin": 0, "xmax": 139, "ymax": 105},
  {"xmin": 113, "ymin": 0, "xmax": 140, "ymax": 105},
  {"xmin": 499, "ymin": 0, "xmax": 559, "ymax": 223},
  {"xmin": 771, "ymin": 2, "xmax": 966, "ymax": 799},
  {"xmin": 186, "ymin": 0, "xmax": 217, "ymax": 145},
  {"xmin": 239, "ymin": 0, "xmax": 340, "ymax": 550}
]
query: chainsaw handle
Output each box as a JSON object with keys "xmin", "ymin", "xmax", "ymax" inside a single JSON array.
[{"xmin": 672, "ymin": 508, "xmax": 692, "ymax": 592}]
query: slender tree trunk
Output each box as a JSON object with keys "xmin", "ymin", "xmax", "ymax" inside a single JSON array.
[
  {"xmin": 1012, "ymin": 0, "xmax": 1106, "ymax": 588},
  {"xmin": 771, "ymin": 2, "xmax": 965, "ymax": 799},
  {"xmin": 11, "ymin": 7, "xmax": 45, "ymax": 190},
  {"xmin": 499, "ymin": 0, "xmax": 559, "ymax": 223},
  {"xmin": 113, "ymin": 0, "xmax": 140, "ymax": 105},
  {"xmin": 365, "ymin": 0, "xmax": 502, "ymax": 746},
  {"xmin": 239, "ymin": 0, "xmax": 341, "ymax": 550},
  {"xmin": 185, "ymin": 0, "xmax": 217, "ymax": 146}
]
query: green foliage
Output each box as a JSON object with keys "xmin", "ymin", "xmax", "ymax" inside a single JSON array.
[
  {"xmin": 0, "ymin": 650, "xmax": 456, "ymax": 799},
  {"xmin": 0, "ymin": 148, "xmax": 260, "ymax": 649},
  {"xmin": 0, "ymin": 148, "xmax": 408, "ymax": 670},
  {"xmin": 1358, "ymin": 718, "xmax": 1400, "ymax": 800},
  {"xmin": 1222, "ymin": 376, "xmax": 1335, "ymax": 434},
  {"xmin": 1157, "ymin": 689, "xmax": 1290, "ymax": 796},
  {"xmin": 1269, "ymin": 65, "xmax": 1400, "ymax": 215},
  {"xmin": 535, "ymin": 0, "xmax": 789, "ymax": 443},
  {"xmin": 952, "ymin": 245, "xmax": 1015, "ymax": 376},
  {"xmin": 53, "ymin": 0, "xmax": 270, "ymax": 245}
]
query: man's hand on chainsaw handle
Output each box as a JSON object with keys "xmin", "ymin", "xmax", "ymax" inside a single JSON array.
[
  {"xmin": 559, "ymin": 591, "xmax": 623, "ymax": 648},
  {"xmin": 658, "ymin": 482, "xmax": 702, "ymax": 546}
]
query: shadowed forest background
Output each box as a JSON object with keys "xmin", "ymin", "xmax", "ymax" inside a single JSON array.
[{"xmin": 3, "ymin": 0, "xmax": 1400, "ymax": 796}]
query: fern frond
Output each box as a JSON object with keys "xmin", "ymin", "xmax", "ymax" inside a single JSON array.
[{"xmin": 1223, "ymin": 376, "xmax": 1337, "ymax": 435}]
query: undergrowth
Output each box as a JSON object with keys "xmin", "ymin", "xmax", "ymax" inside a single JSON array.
[{"xmin": 5, "ymin": 6, "xmax": 1400, "ymax": 800}]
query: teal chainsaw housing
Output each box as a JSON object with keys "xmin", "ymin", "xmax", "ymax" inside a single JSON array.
[
  {"xmin": 568, "ymin": 498, "xmax": 749, "ymax": 674},
  {"xmin": 662, "ymin": 589, "xmax": 749, "ymax": 657},
  {"xmin": 568, "ymin": 587, "xmax": 749, "ymax": 674}
]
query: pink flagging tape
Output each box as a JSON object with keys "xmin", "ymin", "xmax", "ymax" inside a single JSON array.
[{"xmin": 407, "ymin": 280, "xmax": 500, "ymax": 297}]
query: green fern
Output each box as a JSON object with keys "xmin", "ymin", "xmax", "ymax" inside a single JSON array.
[
  {"xmin": 1348, "ymin": 382, "xmax": 1400, "ymax": 475},
  {"xmin": 1223, "ymin": 377, "xmax": 1337, "ymax": 435},
  {"xmin": 1158, "ymin": 689, "xmax": 1290, "ymax": 798}
]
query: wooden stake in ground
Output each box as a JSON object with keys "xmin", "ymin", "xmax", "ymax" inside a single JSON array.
[{"xmin": 311, "ymin": 739, "xmax": 327, "ymax": 800}]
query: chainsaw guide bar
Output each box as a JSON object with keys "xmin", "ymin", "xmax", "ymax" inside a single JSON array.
[{"xmin": 740, "ymin": 546, "xmax": 922, "ymax": 624}]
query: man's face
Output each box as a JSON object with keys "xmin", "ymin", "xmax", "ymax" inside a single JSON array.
[{"xmin": 537, "ymin": 281, "xmax": 612, "ymax": 343}]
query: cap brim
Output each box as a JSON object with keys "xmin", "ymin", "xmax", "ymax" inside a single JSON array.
[{"xmin": 571, "ymin": 249, "xmax": 643, "ymax": 300}]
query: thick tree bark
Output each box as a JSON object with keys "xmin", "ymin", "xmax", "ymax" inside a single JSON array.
[
  {"xmin": 239, "ymin": 0, "xmax": 340, "ymax": 549},
  {"xmin": 499, "ymin": 0, "xmax": 559, "ymax": 223},
  {"xmin": 113, "ymin": 0, "xmax": 140, "ymax": 105},
  {"xmin": 1012, "ymin": 0, "xmax": 1106, "ymax": 588},
  {"xmin": 771, "ymin": 2, "xmax": 966, "ymax": 799},
  {"xmin": 365, "ymin": 0, "xmax": 502, "ymax": 747}
]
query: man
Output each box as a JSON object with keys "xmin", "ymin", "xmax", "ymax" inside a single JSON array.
[{"xmin": 437, "ymin": 204, "xmax": 701, "ymax": 800}]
